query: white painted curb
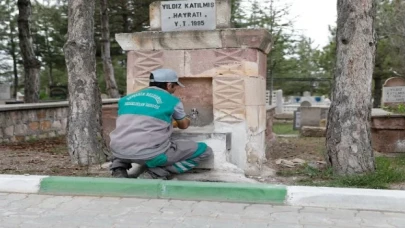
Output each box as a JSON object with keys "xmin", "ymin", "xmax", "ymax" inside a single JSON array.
[
  {"xmin": 287, "ymin": 186, "xmax": 405, "ymax": 212},
  {"xmin": 1, "ymin": 174, "xmax": 405, "ymax": 213},
  {"xmin": 0, "ymin": 174, "xmax": 48, "ymax": 193}
]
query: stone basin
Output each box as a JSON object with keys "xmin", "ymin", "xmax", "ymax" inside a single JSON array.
[
  {"xmin": 171, "ymin": 126, "xmax": 234, "ymax": 170},
  {"xmin": 172, "ymin": 126, "xmax": 231, "ymax": 150},
  {"xmin": 126, "ymin": 126, "xmax": 238, "ymax": 177}
]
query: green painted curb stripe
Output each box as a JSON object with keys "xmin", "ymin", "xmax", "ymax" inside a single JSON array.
[
  {"xmin": 39, "ymin": 176, "xmax": 162, "ymax": 198},
  {"xmin": 39, "ymin": 176, "xmax": 287, "ymax": 204},
  {"xmin": 160, "ymin": 181, "xmax": 287, "ymax": 204}
]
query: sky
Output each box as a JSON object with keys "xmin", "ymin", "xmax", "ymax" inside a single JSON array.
[
  {"xmin": 287, "ymin": 0, "xmax": 337, "ymax": 48},
  {"xmin": 243, "ymin": 0, "xmax": 337, "ymax": 49}
]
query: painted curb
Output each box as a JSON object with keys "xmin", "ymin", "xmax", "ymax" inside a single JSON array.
[
  {"xmin": 0, "ymin": 175, "xmax": 48, "ymax": 193},
  {"xmin": 287, "ymin": 186, "xmax": 405, "ymax": 212},
  {"xmin": 38, "ymin": 176, "xmax": 286, "ymax": 204},
  {"xmin": 1, "ymin": 174, "xmax": 405, "ymax": 212}
]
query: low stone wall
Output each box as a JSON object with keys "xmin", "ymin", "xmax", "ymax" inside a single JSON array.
[
  {"xmin": 371, "ymin": 112, "xmax": 405, "ymax": 153},
  {"xmin": 102, "ymin": 104, "xmax": 118, "ymax": 146},
  {"xmin": 0, "ymin": 99, "xmax": 118, "ymax": 144}
]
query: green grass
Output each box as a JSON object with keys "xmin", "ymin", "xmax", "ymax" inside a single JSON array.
[
  {"xmin": 278, "ymin": 156, "xmax": 405, "ymax": 189},
  {"xmin": 272, "ymin": 123, "xmax": 298, "ymax": 135}
]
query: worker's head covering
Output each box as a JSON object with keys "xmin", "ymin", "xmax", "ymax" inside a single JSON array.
[{"xmin": 150, "ymin": 69, "xmax": 185, "ymax": 87}]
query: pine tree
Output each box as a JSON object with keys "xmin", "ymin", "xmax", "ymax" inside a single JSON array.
[
  {"xmin": 0, "ymin": 0, "xmax": 20, "ymax": 98},
  {"xmin": 326, "ymin": 0, "xmax": 376, "ymax": 174},
  {"xmin": 18, "ymin": 0, "xmax": 41, "ymax": 103}
]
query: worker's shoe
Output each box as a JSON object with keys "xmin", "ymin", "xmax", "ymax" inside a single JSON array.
[
  {"xmin": 138, "ymin": 170, "xmax": 168, "ymax": 180},
  {"xmin": 112, "ymin": 168, "xmax": 128, "ymax": 178}
]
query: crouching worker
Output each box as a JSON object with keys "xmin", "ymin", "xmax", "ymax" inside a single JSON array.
[{"xmin": 109, "ymin": 68, "xmax": 213, "ymax": 179}]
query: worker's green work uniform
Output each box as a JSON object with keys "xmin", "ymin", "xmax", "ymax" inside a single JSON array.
[{"xmin": 109, "ymin": 87, "xmax": 213, "ymax": 178}]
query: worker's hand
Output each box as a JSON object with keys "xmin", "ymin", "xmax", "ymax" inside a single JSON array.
[
  {"xmin": 175, "ymin": 117, "xmax": 191, "ymax": 129},
  {"xmin": 172, "ymin": 120, "xmax": 178, "ymax": 128}
]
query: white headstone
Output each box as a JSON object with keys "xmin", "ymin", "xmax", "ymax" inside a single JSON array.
[
  {"xmin": 382, "ymin": 86, "xmax": 405, "ymax": 103},
  {"xmin": 160, "ymin": 0, "xmax": 216, "ymax": 32},
  {"xmin": 275, "ymin": 90, "xmax": 283, "ymax": 114},
  {"xmin": 303, "ymin": 91, "xmax": 311, "ymax": 97},
  {"xmin": 382, "ymin": 77, "xmax": 405, "ymax": 108},
  {"xmin": 300, "ymin": 101, "xmax": 312, "ymax": 107},
  {"xmin": 0, "ymin": 84, "xmax": 11, "ymax": 100}
]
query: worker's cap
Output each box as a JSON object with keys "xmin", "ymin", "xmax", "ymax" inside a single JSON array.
[{"xmin": 150, "ymin": 69, "xmax": 185, "ymax": 87}]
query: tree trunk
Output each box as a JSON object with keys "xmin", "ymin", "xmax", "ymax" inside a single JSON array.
[
  {"xmin": 44, "ymin": 28, "xmax": 54, "ymax": 88},
  {"xmin": 10, "ymin": 35, "xmax": 19, "ymax": 99},
  {"xmin": 373, "ymin": 75, "xmax": 382, "ymax": 108},
  {"xmin": 17, "ymin": 0, "xmax": 41, "ymax": 103},
  {"xmin": 64, "ymin": 0, "xmax": 106, "ymax": 165},
  {"xmin": 100, "ymin": 0, "xmax": 120, "ymax": 98},
  {"xmin": 8, "ymin": 2, "xmax": 19, "ymax": 99},
  {"xmin": 326, "ymin": 0, "xmax": 376, "ymax": 175},
  {"xmin": 120, "ymin": 0, "xmax": 130, "ymax": 33}
]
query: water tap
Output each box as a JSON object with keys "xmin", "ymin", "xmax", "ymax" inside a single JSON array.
[{"xmin": 190, "ymin": 108, "xmax": 199, "ymax": 120}]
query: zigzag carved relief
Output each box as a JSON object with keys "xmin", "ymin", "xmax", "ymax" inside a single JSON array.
[
  {"xmin": 213, "ymin": 77, "xmax": 245, "ymax": 122},
  {"xmin": 133, "ymin": 78, "xmax": 149, "ymax": 92},
  {"xmin": 214, "ymin": 49, "xmax": 245, "ymax": 76},
  {"xmin": 127, "ymin": 78, "xmax": 149, "ymax": 94},
  {"xmin": 214, "ymin": 107, "xmax": 245, "ymax": 123},
  {"xmin": 132, "ymin": 51, "xmax": 164, "ymax": 78}
]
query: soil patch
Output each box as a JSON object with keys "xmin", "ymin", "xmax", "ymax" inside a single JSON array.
[
  {"xmin": 267, "ymin": 136, "xmax": 325, "ymax": 163},
  {"xmin": 1, "ymin": 133, "xmax": 404, "ymax": 190},
  {"xmin": 0, "ymin": 137, "xmax": 110, "ymax": 177},
  {"xmin": 259, "ymin": 136, "xmax": 327, "ymax": 185}
]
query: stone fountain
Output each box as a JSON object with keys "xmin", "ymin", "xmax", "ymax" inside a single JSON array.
[{"xmin": 114, "ymin": 0, "xmax": 274, "ymax": 179}]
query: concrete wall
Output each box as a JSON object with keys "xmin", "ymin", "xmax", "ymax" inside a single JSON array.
[{"xmin": 0, "ymin": 100, "xmax": 118, "ymax": 144}]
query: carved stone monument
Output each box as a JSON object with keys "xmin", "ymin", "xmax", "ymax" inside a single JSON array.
[{"xmin": 115, "ymin": 0, "xmax": 271, "ymax": 175}]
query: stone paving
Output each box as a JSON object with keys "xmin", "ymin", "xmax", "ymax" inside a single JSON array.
[{"xmin": 0, "ymin": 193, "xmax": 404, "ymax": 228}]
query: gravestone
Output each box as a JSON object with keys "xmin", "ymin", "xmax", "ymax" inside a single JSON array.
[
  {"xmin": 300, "ymin": 101, "xmax": 312, "ymax": 107},
  {"xmin": 293, "ymin": 110, "xmax": 301, "ymax": 130},
  {"xmin": 275, "ymin": 90, "xmax": 283, "ymax": 114},
  {"xmin": 303, "ymin": 91, "xmax": 311, "ymax": 97},
  {"xmin": 382, "ymin": 77, "xmax": 405, "ymax": 108},
  {"xmin": 0, "ymin": 84, "xmax": 11, "ymax": 100},
  {"xmin": 49, "ymin": 86, "xmax": 68, "ymax": 100}
]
